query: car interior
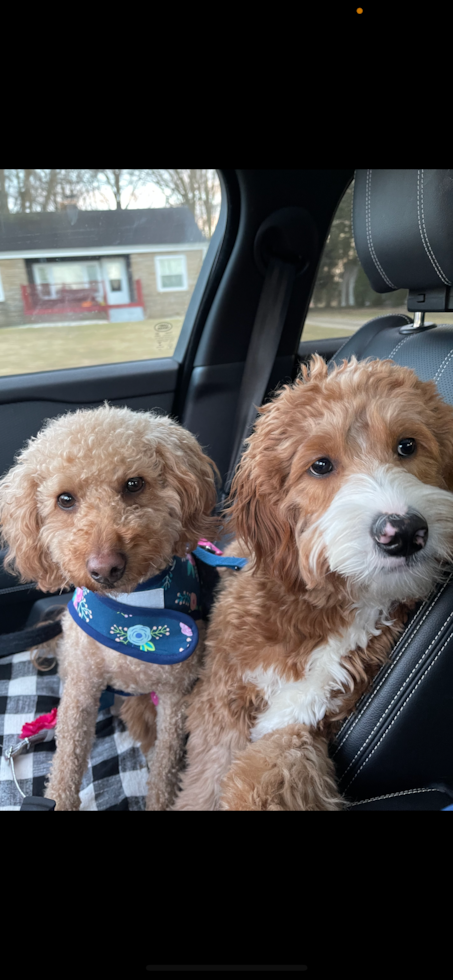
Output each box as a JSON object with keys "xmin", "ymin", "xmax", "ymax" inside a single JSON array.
[{"xmin": 1, "ymin": 168, "xmax": 452, "ymax": 811}]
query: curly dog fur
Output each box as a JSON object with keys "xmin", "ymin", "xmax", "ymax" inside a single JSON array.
[
  {"xmin": 174, "ymin": 356, "xmax": 453, "ymax": 810},
  {"xmin": 0, "ymin": 404, "xmax": 219, "ymax": 810}
]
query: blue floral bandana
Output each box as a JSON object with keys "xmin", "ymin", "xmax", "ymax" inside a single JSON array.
[
  {"xmin": 68, "ymin": 553, "xmax": 203, "ymax": 666},
  {"xmin": 68, "ymin": 546, "xmax": 248, "ymax": 667}
]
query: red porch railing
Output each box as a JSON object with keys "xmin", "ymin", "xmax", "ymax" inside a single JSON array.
[{"xmin": 21, "ymin": 279, "xmax": 145, "ymax": 320}]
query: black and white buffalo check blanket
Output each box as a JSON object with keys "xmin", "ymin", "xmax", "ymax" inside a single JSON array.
[{"xmin": 0, "ymin": 649, "xmax": 150, "ymax": 810}]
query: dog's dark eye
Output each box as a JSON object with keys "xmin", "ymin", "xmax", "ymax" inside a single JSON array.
[
  {"xmin": 309, "ymin": 458, "xmax": 334, "ymax": 476},
  {"xmin": 124, "ymin": 477, "xmax": 145, "ymax": 494},
  {"xmin": 397, "ymin": 438, "xmax": 417, "ymax": 457},
  {"xmin": 57, "ymin": 492, "xmax": 76, "ymax": 510}
]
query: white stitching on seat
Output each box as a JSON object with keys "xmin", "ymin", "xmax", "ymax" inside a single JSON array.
[
  {"xmin": 417, "ymin": 169, "xmax": 452, "ymax": 286},
  {"xmin": 388, "ymin": 336, "xmax": 411, "ymax": 359},
  {"xmin": 346, "ymin": 787, "xmax": 439, "ymax": 807},
  {"xmin": 332, "ymin": 339, "xmax": 354, "ymax": 361},
  {"xmin": 343, "ymin": 630, "xmax": 453, "ymax": 791},
  {"xmin": 332, "ymin": 576, "xmax": 452, "ymax": 751},
  {"xmin": 365, "ymin": 169, "xmax": 398, "ymax": 290},
  {"xmin": 337, "ymin": 605, "xmax": 453, "ymax": 780},
  {"xmin": 332, "ymin": 573, "xmax": 452, "ymax": 755},
  {"xmin": 434, "ymin": 348, "xmax": 453, "ymax": 383},
  {"xmin": 330, "ymin": 316, "xmax": 413, "ymax": 364}
]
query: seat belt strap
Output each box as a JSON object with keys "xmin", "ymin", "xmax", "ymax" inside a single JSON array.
[{"xmin": 222, "ymin": 256, "xmax": 296, "ymax": 499}]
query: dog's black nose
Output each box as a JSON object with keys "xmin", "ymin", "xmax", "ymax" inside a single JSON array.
[
  {"xmin": 372, "ymin": 513, "xmax": 428, "ymax": 557},
  {"xmin": 87, "ymin": 551, "xmax": 127, "ymax": 585}
]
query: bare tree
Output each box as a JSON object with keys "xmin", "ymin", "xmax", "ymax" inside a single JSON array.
[
  {"xmin": 2, "ymin": 169, "xmax": 92, "ymax": 212},
  {"xmin": 0, "ymin": 170, "xmax": 9, "ymax": 212},
  {"xmin": 86, "ymin": 170, "xmax": 154, "ymax": 210},
  {"xmin": 147, "ymin": 169, "xmax": 220, "ymax": 238},
  {"xmin": 1, "ymin": 169, "xmax": 221, "ymax": 236},
  {"xmin": 17, "ymin": 169, "xmax": 34, "ymax": 212}
]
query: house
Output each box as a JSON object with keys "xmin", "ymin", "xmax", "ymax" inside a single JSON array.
[{"xmin": 0, "ymin": 206, "xmax": 208, "ymax": 327}]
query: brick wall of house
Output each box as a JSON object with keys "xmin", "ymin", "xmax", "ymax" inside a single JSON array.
[
  {"xmin": 0, "ymin": 259, "xmax": 27, "ymax": 327},
  {"xmin": 130, "ymin": 250, "xmax": 205, "ymax": 318}
]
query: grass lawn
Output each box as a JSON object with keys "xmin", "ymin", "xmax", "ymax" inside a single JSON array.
[
  {"xmin": 2, "ymin": 308, "xmax": 453, "ymax": 378},
  {"xmin": 0, "ymin": 318, "xmax": 184, "ymax": 376}
]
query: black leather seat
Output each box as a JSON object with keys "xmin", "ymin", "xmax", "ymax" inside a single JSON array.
[{"xmin": 328, "ymin": 169, "xmax": 453, "ymax": 810}]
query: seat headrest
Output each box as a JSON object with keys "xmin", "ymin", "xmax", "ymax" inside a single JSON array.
[{"xmin": 353, "ymin": 169, "xmax": 453, "ymax": 312}]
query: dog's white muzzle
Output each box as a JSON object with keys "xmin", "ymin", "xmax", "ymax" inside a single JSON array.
[{"xmin": 310, "ymin": 465, "xmax": 453, "ymax": 602}]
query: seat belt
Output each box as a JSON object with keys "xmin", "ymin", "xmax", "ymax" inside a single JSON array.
[{"xmin": 222, "ymin": 255, "xmax": 297, "ymax": 501}]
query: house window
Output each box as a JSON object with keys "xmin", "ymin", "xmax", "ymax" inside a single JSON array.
[
  {"xmin": 32, "ymin": 261, "xmax": 103, "ymax": 299},
  {"xmin": 155, "ymin": 255, "xmax": 187, "ymax": 292},
  {"xmin": 0, "ymin": 272, "xmax": 4, "ymax": 302},
  {"xmin": 34, "ymin": 264, "xmax": 53, "ymax": 298},
  {"xmin": 52, "ymin": 263, "xmax": 86, "ymax": 288},
  {"xmin": 86, "ymin": 263, "xmax": 100, "ymax": 286}
]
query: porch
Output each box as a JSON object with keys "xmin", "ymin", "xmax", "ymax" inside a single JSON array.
[{"xmin": 21, "ymin": 279, "xmax": 145, "ymax": 323}]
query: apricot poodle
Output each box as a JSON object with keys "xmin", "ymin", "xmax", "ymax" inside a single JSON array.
[
  {"xmin": 174, "ymin": 356, "xmax": 453, "ymax": 810},
  {"xmin": 0, "ymin": 404, "xmax": 219, "ymax": 810}
]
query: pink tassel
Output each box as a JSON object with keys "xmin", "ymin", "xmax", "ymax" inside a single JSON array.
[
  {"xmin": 150, "ymin": 692, "xmax": 159, "ymax": 706},
  {"xmin": 20, "ymin": 708, "xmax": 58, "ymax": 739}
]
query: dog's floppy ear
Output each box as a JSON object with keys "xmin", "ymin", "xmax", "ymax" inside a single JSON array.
[
  {"xmin": 229, "ymin": 415, "xmax": 301, "ymax": 593},
  {"xmin": 155, "ymin": 425, "xmax": 221, "ymax": 554},
  {"xmin": 0, "ymin": 458, "xmax": 64, "ymax": 593},
  {"xmin": 228, "ymin": 358, "xmax": 331, "ymax": 591},
  {"xmin": 435, "ymin": 398, "xmax": 453, "ymax": 493},
  {"xmin": 415, "ymin": 379, "xmax": 453, "ymax": 493}
]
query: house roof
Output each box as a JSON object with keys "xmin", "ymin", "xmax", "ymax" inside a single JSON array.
[{"xmin": 0, "ymin": 206, "xmax": 206, "ymax": 254}]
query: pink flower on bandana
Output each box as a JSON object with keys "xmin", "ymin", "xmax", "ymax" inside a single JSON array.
[
  {"xmin": 73, "ymin": 587, "xmax": 84, "ymax": 609},
  {"xmin": 179, "ymin": 622, "xmax": 193, "ymax": 637}
]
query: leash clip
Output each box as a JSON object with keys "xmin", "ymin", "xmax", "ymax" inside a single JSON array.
[{"xmin": 4, "ymin": 730, "xmax": 56, "ymax": 801}]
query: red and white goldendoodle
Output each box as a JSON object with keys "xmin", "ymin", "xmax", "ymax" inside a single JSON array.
[
  {"xmin": 174, "ymin": 355, "xmax": 453, "ymax": 810},
  {"xmin": 0, "ymin": 404, "xmax": 219, "ymax": 810}
]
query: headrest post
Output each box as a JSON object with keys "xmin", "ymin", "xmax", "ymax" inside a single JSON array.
[{"xmin": 399, "ymin": 310, "xmax": 437, "ymax": 335}]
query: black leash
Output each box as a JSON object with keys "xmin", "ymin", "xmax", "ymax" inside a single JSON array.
[{"xmin": 0, "ymin": 618, "xmax": 63, "ymax": 659}]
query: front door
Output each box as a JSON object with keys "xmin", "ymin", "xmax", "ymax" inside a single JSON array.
[{"xmin": 101, "ymin": 257, "xmax": 130, "ymax": 305}]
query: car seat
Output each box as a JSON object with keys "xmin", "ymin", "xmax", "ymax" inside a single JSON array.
[{"xmin": 328, "ymin": 168, "xmax": 453, "ymax": 810}]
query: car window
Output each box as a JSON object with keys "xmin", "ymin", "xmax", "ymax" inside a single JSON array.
[
  {"xmin": 302, "ymin": 177, "xmax": 453, "ymax": 344},
  {"xmin": 0, "ymin": 169, "xmax": 221, "ymax": 377}
]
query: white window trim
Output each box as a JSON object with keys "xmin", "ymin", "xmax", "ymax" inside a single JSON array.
[
  {"xmin": 0, "ymin": 272, "xmax": 4, "ymax": 302},
  {"xmin": 155, "ymin": 254, "xmax": 188, "ymax": 292}
]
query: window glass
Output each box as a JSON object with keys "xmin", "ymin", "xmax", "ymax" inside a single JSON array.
[
  {"xmin": 52, "ymin": 263, "xmax": 86, "ymax": 286},
  {"xmin": 0, "ymin": 169, "xmax": 221, "ymax": 376},
  {"xmin": 86, "ymin": 263, "xmax": 99, "ymax": 282},
  {"xmin": 155, "ymin": 255, "xmax": 187, "ymax": 291},
  {"xmin": 302, "ymin": 178, "xmax": 453, "ymax": 344}
]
